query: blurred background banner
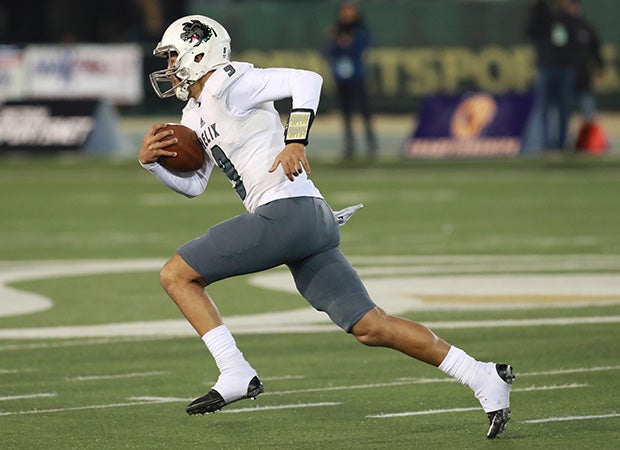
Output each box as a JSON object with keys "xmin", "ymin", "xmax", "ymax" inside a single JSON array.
[
  {"xmin": 403, "ymin": 92, "xmax": 533, "ymax": 158},
  {"xmin": 0, "ymin": 46, "xmax": 25, "ymax": 101},
  {"xmin": 0, "ymin": 99, "xmax": 97, "ymax": 152},
  {"xmin": 0, "ymin": 99, "xmax": 131, "ymax": 154},
  {"xmin": 1, "ymin": 0, "xmax": 618, "ymax": 114},
  {"xmin": 1, "ymin": 44, "xmax": 143, "ymax": 105}
]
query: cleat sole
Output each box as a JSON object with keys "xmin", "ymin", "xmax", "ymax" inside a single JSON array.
[
  {"xmin": 186, "ymin": 376, "xmax": 263, "ymax": 415},
  {"xmin": 487, "ymin": 408, "xmax": 510, "ymax": 439},
  {"xmin": 486, "ymin": 363, "xmax": 514, "ymax": 439}
]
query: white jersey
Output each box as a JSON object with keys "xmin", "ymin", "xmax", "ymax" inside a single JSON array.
[{"xmin": 142, "ymin": 61, "xmax": 323, "ymax": 213}]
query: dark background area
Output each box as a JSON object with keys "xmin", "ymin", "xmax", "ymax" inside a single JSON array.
[{"xmin": 1, "ymin": 0, "xmax": 618, "ymax": 115}]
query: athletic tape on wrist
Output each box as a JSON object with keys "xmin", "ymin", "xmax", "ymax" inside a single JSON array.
[{"xmin": 284, "ymin": 108, "xmax": 315, "ymax": 145}]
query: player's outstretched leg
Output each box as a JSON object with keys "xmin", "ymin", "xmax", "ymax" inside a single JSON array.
[{"xmin": 351, "ymin": 308, "xmax": 514, "ymax": 438}]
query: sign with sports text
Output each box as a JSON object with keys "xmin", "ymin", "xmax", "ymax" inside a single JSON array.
[
  {"xmin": 0, "ymin": 99, "xmax": 97, "ymax": 152},
  {"xmin": 24, "ymin": 44, "xmax": 143, "ymax": 105},
  {"xmin": 402, "ymin": 92, "xmax": 534, "ymax": 158}
]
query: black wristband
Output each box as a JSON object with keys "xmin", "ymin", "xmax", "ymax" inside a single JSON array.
[{"xmin": 284, "ymin": 108, "xmax": 315, "ymax": 146}]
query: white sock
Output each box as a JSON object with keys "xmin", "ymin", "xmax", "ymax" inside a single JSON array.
[
  {"xmin": 439, "ymin": 346, "xmax": 509, "ymax": 412},
  {"xmin": 201, "ymin": 325, "xmax": 257, "ymax": 402},
  {"xmin": 438, "ymin": 346, "xmax": 480, "ymax": 388}
]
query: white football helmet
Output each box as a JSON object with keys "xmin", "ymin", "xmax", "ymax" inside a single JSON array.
[{"xmin": 149, "ymin": 15, "xmax": 231, "ymax": 101}]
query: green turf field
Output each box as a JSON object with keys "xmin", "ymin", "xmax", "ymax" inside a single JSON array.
[{"xmin": 1, "ymin": 156, "xmax": 619, "ymax": 449}]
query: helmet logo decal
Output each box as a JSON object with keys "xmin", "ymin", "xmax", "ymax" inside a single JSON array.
[{"xmin": 180, "ymin": 20, "xmax": 217, "ymax": 47}]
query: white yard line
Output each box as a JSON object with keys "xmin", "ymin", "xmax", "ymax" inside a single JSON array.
[
  {"xmin": 371, "ymin": 410, "xmax": 620, "ymax": 423},
  {"xmin": 262, "ymin": 375, "xmax": 306, "ymax": 381},
  {"xmin": 524, "ymin": 413, "xmax": 620, "ymax": 424},
  {"xmin": 0, "ymin": 368, "xmax": 32, "ymax": 375},
  {"xmin": 263, "ymin": 378, "xmax": 456, "ymax": 396},
  {"xmin": 65, "ymin": 371, "xmax": 168, "ymax": 382},
  {"xmin": 518, "ymin": 365, "xmax": 620, "ymax": 377},
  {"xmin": 424, "ymin": 316, "xmax": 620, "ymax": 329},
  {"xmin": 0, "ymin": 336, "xmax": 174, "ymax": 352},
  {"xmin": 511, "ymin": 383, "xmax": 588, "ymax": 392},
  {"xmin": 0, "ymin": 392, "xmax": 57, "ymax": 401},
  {"xmin": 129, "ymin": 396, "xmax": 189, "ymax": 402},
  {"xmin": 0, "ymin": 400, "xmax": 169, "ymax": 416},
  {"xmin": 368, "ymin": 407, "xmax": 480, "ymax": 418},
  {"xmin": 220, "ymin": 402, "xmax": 341, "ymax": 414}
]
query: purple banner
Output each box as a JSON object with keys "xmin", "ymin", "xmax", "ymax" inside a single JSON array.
[{"xmin": 402, "ymin": 92, "xmax": 534, "ymax": 158}]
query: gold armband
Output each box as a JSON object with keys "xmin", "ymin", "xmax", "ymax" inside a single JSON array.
[{"xmin": 284, "ymin": 108, "xmax": 315, "ymax": 145}]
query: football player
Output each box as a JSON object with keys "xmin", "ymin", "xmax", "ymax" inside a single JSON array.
[{"xmin": 138, "ymin": 15, "xmax": 514, "ymax": 439}]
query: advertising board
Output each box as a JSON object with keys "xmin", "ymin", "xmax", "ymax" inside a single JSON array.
[{"xmin": 402, "ymin": 92, "xmax": 534, "ymax": 158}]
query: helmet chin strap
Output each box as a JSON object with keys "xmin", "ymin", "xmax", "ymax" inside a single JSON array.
[
  {"xmin": 174, "ymin": 75, "xmax": 199, "ymax": 101},
  {"xmin": 175, "ymin": 84, "xmax": 190, "ymax": 101}
]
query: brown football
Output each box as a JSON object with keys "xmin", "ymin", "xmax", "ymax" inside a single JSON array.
[{"xmin": 157, "ymin": 124, "xmax": 205, "ymax": 172}]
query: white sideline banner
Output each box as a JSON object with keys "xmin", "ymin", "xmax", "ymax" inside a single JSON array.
[
  {"xmin": 0, "ymin": 46, "xmax": 27, "ymax": 101},
  {"xmin": 23, "ymin": 44, "xmax": 143, "ymax": 105}
]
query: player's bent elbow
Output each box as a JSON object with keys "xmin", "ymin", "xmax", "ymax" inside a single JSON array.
[
  {"xmin": 173, "ymin": 184, "xmax": 205, "ymax": 198},
  {"xmin": 295, "ymin": 69, "xmax": 323, "ymax": 90},
  {"xmin": 181, "ymin": 190, "xmax": 200, "ymax": 199},
  {"xmin": 308, "ymin": 71, "xmax": 323, "ymax": 88},
  {"xmin": 311, "ymin": 70, "xmax": 323, "ymax": 83}
]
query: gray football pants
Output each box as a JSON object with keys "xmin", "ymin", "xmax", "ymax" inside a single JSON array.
[{"xmin": 177, "ymin": 196, "xmax": 376, "ymax": 332}]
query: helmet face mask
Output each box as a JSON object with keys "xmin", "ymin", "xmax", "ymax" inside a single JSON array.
[
  {"xmin": 149, "ymin": 16, "xmax": 231, "ymax": 101},
  {"xmin": 149, "ymin": 49, "xmax": 191, "ymax": 101}
]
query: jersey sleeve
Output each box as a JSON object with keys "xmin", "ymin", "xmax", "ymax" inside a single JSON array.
[
  {"xmin": 226, "ymin": 67, "xmax": 323, "ymax": 115},
  {"xmin": 140, "ymin": 158, "xmax": 215, "ymax": 198}
]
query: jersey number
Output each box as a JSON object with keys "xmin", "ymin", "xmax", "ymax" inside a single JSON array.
[
  {"xmin": 211, "ymin": 145, "xmax": 247, "ymax": 200},
  {"xmin": 223, "ymin": 64, "xmax": 236, "ymax": 77}
]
